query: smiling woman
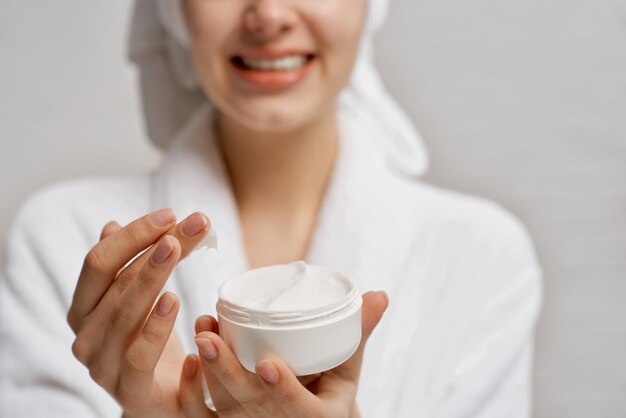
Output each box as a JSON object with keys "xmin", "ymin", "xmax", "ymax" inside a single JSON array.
[
  {"xmin": 0, "ymin": 0, "xmax": 542, "ymax": 417},
  {"xmin": 179, "ymin": 0, "xmax": 365, "ymax": 131}
]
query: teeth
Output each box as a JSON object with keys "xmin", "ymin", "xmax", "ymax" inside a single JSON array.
[{"xmin": 241, "ymin": 55, "xmax": 308, "ymax": 71}]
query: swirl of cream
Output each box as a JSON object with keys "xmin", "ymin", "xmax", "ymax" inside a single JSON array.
[{"xmin": 217, "ymin": 261, "xmax": 358, "ymax": 325}]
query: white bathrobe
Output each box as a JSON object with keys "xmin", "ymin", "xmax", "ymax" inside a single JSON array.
[{"xmin": 0, "ymin": 106, "xmax": 542, "ymax": 418}]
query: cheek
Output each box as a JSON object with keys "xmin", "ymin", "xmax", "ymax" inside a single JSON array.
[
  {"xmin": 306, "ymin": 1, "xmax": 366, "ymax": 89},
  {"xmin": 185, "ymin": 3, "xmax": 241, "ymax": 98}
]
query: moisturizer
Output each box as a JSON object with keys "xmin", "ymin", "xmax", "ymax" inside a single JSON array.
[
  {"xmin": 216, "ymin": 261, "xmax": 362, "ymax": 376},
  {"xmin": 196, "ymin": 226, "xmax": 218, "ymax": 251}
]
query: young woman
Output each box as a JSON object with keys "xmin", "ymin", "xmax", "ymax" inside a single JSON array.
[{"xmin": 0, "ymin": 0, "xmax": 542, "ymax": 417}]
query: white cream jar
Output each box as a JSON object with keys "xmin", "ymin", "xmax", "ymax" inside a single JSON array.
[{"xmin": 216, "ymin": 261, "xmax": 362, "ymax": 376}]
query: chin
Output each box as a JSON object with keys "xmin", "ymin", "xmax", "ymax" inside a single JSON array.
[{"xmin": 228, "ymin": 99, "xmax": 328, "ymax": 134}]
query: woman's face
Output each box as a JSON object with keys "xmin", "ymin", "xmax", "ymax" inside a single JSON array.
[{"xmin": 182, "ymin": 0, "xmax": 367, "ymax": 133}]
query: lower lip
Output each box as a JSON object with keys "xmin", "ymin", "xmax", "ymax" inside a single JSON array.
[{"xmin": 230, "ymin": 57, "xmax": 316, "ymax": 91}]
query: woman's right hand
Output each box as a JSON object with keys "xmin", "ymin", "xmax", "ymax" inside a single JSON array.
[{"xmin": 67, "ymin": 208, "xmax": 211, "ymax": 418}]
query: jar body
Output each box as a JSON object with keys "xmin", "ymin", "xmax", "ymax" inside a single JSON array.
[{"xmin": 218, "ymin": 299, "xmax": 362, "ymax": 376}]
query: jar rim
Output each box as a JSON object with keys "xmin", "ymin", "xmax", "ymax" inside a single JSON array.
[{"xmin": 216, "ymin": 263, "xmax": 360, "ymax": 326}]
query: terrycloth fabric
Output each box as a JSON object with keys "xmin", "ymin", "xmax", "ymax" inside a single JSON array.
[
  {"xmin": 128, "ymin": 0, "xmax": 430, "ymax": 178},
  {"xmin": 0, "ymin": 105, "xmax": 542, "ymax": 417}
]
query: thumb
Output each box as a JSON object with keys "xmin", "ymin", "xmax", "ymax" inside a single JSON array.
[
  {"xmin": 322, "ymin": 291, "xmax": 389, "ymax": 385},
  {"xmin": 360, "ymin": 291, "xmax": 389, "ymax": 343}
]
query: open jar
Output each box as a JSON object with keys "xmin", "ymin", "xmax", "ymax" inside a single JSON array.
[{"xmin": 216, "ymin": 261, "xmax": 362, "ymax": 376}]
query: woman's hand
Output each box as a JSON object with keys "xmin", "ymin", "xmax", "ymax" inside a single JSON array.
[
  {"xmin": 180, "ymin": 291, "xmax": 389, "ymax": 418},
  {"xmin": 67, "ymin": 209, "xmax": 211, "ymax": 418}
]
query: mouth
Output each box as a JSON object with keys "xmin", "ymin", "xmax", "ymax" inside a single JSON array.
[
  {"xmin": 231, "ymin": 53, "xmax": 316, "ymax": 72},
  {"xmin": 229, "ymin": 52, "xmax": 317, "ymax": 90}
]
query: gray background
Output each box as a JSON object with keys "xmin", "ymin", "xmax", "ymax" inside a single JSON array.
[{"xmin": 1, "ymin": 1, "xmax": 625, "ymax": 417}]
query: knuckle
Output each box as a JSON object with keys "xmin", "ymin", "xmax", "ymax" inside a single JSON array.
[
  {"xmin": 83, "ymin": 248, "xmax": 106, "ymax": 276},
  {"xmin": 99, "ymin": 223, "xmax": 112, "ymax": 241},
  {"xmin": 215, "ymin": 365, "xmax": 237, "ymax": 383},
  {"xmin": 135, "ymin": 269, "xmax": 156, "ymax": 291},
  {"xmin": 238, "ymin": 390, "xmax": 266, "ymax": 412},
  {"xmin": 109, "ymin": 304, "xmax": 130, "ymax": 331},
  {"xmin": 114, "ymin": 270, "xmax": 134, "ymax": 294},
  {"xmin": 121, "ymin": 225, "xmax": 143, "ymax": 247},
  {"xmin": 88, "ymin": 359, "xmax": 110, "ymax": 387},
  {"xmin": 88, "ymin": 365, "xmax": 101, "ymax": 383},
  {"xmin": 142, "ymin": 321, "xmax": 166, "ymax": 346},
  {"xmin": 124, "ymin": 351, "xmax": 151, "ymax": 376},
  {"xmin": 71, "ymin": 336, "xmax": 89, "ymax": 364},
  {"xmin": 281, "ymin": 389, "xmax": 299, "ymax": 404},
  {"xmin": 277, "ymin": 385, "xmax": 301, "ymax": 405},
  {"xmin": 147, "ymin": 240, "xmax": 178, "ymax": 270},
  {"xmin": 66, "ymin": 309, "xmax": 79, "ymax": 333}
]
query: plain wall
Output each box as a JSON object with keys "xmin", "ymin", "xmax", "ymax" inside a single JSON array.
[{"xmin": 1, "ymin": 1, "xmax": 625, "ymax": 417}]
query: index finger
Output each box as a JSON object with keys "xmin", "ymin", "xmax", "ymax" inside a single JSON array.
[
  {"xmin": 255, "ymin": 357, "xmax": 321, "ymax": 418},
  {"xmin": 68, "ymin": 208, "xmax": 176, "ymax": 330}
]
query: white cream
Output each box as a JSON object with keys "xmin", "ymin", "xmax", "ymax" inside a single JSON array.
[
  {"xmin": 191, "ymin": 225, "xmax": 218, "ymax": 252},
  {"xmin": 220, "ymin": 261, "xmax": 351, "ymax": 311},
  {"xmin": 217, "ymin": 261, "xmax": 359, "ymax": 326}
]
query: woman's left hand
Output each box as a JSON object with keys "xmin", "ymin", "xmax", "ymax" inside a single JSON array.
[{"xmin": 179, "ymin": 291, "xmax": 388, "ymax": 418}]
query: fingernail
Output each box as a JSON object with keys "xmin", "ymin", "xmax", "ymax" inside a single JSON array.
[
  {"xmin": 196, "ymin": 316, "xmax": 215, "ymax": 333},
  {"xmin": 184, "ymin": 355, "xmax": 198, "ymax": 378},
  {"xmin": 152, "ymin": 237, "xmax": 174, "ymax": 264},
  {"xmin": 195, "ymin": 337, "xmax": 217, "ymax": 360},
  {"xmin": 257, "ymin": 360, "xmax": 279, "ymax": 384},
  {"xmin": 181, "ymin": 212, "xmax": 209, "ymax": 237},
  {"xmin": 150, "ymin": 208, "xmax": 176, "ymax": 227},
  {"xmin": 156, "ymin": 292, "xmax": 176, "ymax": 316}
]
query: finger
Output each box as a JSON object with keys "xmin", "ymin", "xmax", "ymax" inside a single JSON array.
[
  {"xmin": 113, "ymin": 212, "xmax": 211, "ymax": 295},
  {"xmin": 89, "ymin": 235, "xmax": 181, "ymax": 386},
  {"xmin": 99, "ymin": 222, "xmax": 125, "ymax": 278},
  {"xmin": 361, "ymin": 291, "xmax": 389, "ymax": 340},
  {"xmin": 179, "ymin": 354, "xmax": 217, "ymax": 418},
  {"xmin": 195, "ymin": 332, "xmax": 262, "ymax": 416},
  {"xmin": 335, "ymin": 291, "xmax": 388, "ymax": 380},
  {"xmin": 107, "ymin": 234, "xmax": 180, "ymax": 343},
  {"xmin": 87, "ymin": 212, "xmax": 211, "ymax": 340},
  {"xmin": 255, "ymin": 357, "xmax": 320, "ymax": 418},
  {"xmin": 195, "ymin": 315, "xmax": 218, "ymax": 335},
  {"xmin": 200, "ymin": 364, "xmax": 243, "ymax": 417},
  {"xmin": 68, "ymin": 208, "xmax": 176, "ymax": 329},
  {"xmin": 99, "ymin": 221, "xmax": 122, "ymax": 241},
  {"xmin": 316, "ymin": 292, "xmax": 388, "ymax": 404},
  {"xmin": 169, "ymin": 211, "xmax": 212, "ymax": 259},
  {"xmin": 99, "ymin": 221, "xmax": 125, "ymax": 278},
  {"xmin": 116, "ymin": 292, "xmax": 180, "ymax": 411}
]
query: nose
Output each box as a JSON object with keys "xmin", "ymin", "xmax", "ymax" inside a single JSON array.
[{"xmin": 243, "ymin": 0, "xmax": 294, "ymax": 40}]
